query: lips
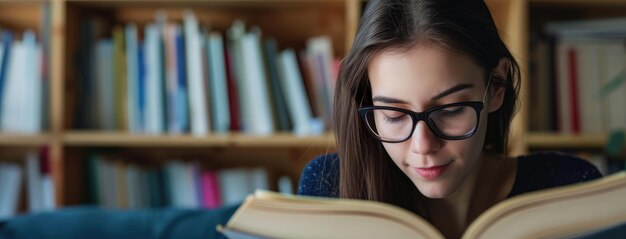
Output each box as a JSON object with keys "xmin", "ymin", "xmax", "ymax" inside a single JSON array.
[{"xmin": 413, "ymin": 162, "xmax": 451, "ymax": 180}]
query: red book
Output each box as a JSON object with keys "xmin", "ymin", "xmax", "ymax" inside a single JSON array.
[
  {"xmin": 200, "ymin": 170, "xmax": 222, "ymax": 209},
  {"xmin": 224, "ymin": 46, "xmax": 241, "ymax": 131},
  {"xmin": 567, "ymin": 47, "xmax": 581, "ymax": 133}
]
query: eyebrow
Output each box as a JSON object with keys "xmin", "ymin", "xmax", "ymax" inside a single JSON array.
[
  {"xmin": 430, "ymin": 83, "xmax": 474, "ymax": 100},
  {"xmin": 371, "ymin": 83, "xmax": 474, "ymax": 104}
]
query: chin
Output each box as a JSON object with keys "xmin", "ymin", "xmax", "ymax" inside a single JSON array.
[
  {"xmin": 415, "ymin": 183, "xmax": 451, "ymax": 199},
  {"xmin": 420, "ymin": 190, "xmax": 449, "ymax": 199}
]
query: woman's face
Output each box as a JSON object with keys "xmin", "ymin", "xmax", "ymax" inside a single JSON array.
[{"xmin": 367, "ymin": 44, "xmax": 503, "ymax": 198}]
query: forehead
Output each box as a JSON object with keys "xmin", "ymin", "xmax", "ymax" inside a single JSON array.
[{"xmin": 367, "ymin": 45, "xmax": 484, "ymax": 99}]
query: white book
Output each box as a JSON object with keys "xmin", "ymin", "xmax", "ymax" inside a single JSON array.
[
  {"xmin": 227, "ymin": 20, "xmax": 250, "ymax": 133},
  {"xmin": 249, "ymin": 168, "xmax": 269, "ymax": 192},
  {"xmin": 125, "ymin": 24, "xmax": 141, "ymax": 133},
  {"xmin": 95, "ymin": 40, "xmax": 115, "ymax": 130},
  {"xmin": 0, "ymin": 163, "xmax": 23, "ymax": 219},
  {"xmin": 574, "ymin": 42, "xmax": 602, "ymax": 133},
  {"xmin": 184, "ymin": 11, "xmax": 210, "ymax": 136},
  {"xmin": 546, "ymin": 18, "xmax": 626, "ymax": 38},
  {"xmin": 277, "ymin": 49, "xmax": 314, "ymax": 136},
  {"xmin": 218, "ymin": 168, "xmax": 251, "ymax": 206},
  {"xmin": 182, "ymin": 162, "xmax": 199, "ymax": 208},
  {"xmin": 23, "ymin": 31, "xmax": 42, "ymax": 133},
  {"xmin": 603, "ymin": 43, "xmax": 626, "ymax": 131},
  {"xmin": 556, "ymin": 42, "xmax": 573, "ymax": 134},
  {"xmin": 25, "ymin": 152, "xmax": 43, "ymax": 212},
  {"xmin": 278, "ymin": 175, "xmax": 293, "ymax": 195},
  {"xmin": 144, "ymin": 24, "xmax": 165, "ymax": 135},
  {"xmin": 41, "ymin": 174, "xmax": 55, "ymax": 210},
  {"xmin": 1, "ymin": 40, "xmax": 26, "ymax": 132},
  {"xmin": 241, "ymin": 30, "xmax": 274, "ymax": 135},
  {"xmin": 208, "ymin": 32, "xmax": 231, "ymax": 134}
]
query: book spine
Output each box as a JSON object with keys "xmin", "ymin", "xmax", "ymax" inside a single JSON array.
[
  {"xmin": 208, "ymin": 32, "xmax": 231, "ymax": 134},
  {"xmin": 176, "ymin": 27, "xmax": 190, "ymax": 133},
  {"xmin": 125, "ymin": 24, "xmax": 140, "ymax": 133},
  {"xmin": 278, "ymin": 49, "xmax": 314, "ymax": 136},
  {"xmin": 567, "ymin": 47, "xmax": 581, "ymax": 133},
  {"xmin": 144, "ymin": 24, "xmax": 165, "ymax": 134},
  {"xmin": 184, "ymin": 11, "xmax": 210, "ymax": 136},
  {"xmin": 224, "ymin": 44, "xmax": 241, "ymax": 131}
]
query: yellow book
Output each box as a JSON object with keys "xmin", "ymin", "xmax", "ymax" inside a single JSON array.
[{"xmin": 219, "ymin": 172, "xmax": 626, "ymax": 239}]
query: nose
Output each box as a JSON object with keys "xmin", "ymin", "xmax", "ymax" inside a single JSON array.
[{"xmin": 410, "ymin": 121, "xmax": 442, "ymax": 155}]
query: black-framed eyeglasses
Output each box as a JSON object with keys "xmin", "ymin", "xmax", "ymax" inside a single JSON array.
[{"xmin": 357, "ymin": 75, "xmax": 492, "ymax": 143}]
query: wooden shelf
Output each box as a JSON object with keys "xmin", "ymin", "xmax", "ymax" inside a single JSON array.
[
  {"xmin": 530, "ymin": 0, "xmax": 626, "ymax": 6},
  {"xmin": 526, "ymin": 133, "xmax": 607, "ymax": 149},
  {"xmin": 63, "ymin": 131, "xmax": 336, "ymax": 148},
  {"xmin": 0, "ymin": 133, "xmax": 51, "ymax": 146}
]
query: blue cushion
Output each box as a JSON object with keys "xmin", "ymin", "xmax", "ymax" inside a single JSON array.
[{"xmin": 0, "ymin": 205, "xmax": 238, "ymax": 239}]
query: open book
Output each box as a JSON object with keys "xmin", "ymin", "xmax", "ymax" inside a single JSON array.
[{"xmin": 218, "ymin": 171, "xmax": 626, "ymax": 239}]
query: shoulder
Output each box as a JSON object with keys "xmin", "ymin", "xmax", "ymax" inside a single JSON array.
[
  {"xmin": 508, "ymin": 152, "xmax": 602, "ymax": 197},
  {"xmin": 297, "ymin": 154, "xmax": 340, "ymax": 198}
]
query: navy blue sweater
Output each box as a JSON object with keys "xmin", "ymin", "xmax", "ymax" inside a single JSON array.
[{"xmin": 297, "ymin": 152, "xmax": 602, "ymax": 198}]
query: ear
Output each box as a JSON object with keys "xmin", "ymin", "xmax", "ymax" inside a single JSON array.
[{"xmin": 487, "ymin": 57, "xmax": 509, "ymax": 113}]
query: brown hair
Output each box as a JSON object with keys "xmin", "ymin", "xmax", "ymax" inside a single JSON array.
[{"xmin": 334, "ymin": 0, "xmax": 521, "ymax": 219}]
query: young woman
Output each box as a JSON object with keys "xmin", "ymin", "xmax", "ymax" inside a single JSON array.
[{"xmin": 298, "ymin": 0, "xmax": 602, "ymax": 238}]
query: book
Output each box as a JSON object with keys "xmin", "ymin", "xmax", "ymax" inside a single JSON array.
[
  {"xmin": 207, "ymin": 31, "xmax": 231, "ymax": 134},
  {"xmin": 240, "ymin": 28, "xmax": 274, "ymax": 135},
  {"xmin": 125, "ymin": 24, "xmax": 141, "ymax": 133},
  {"xmin": 276, "ymin": 49, "xmax": 316, "ymax": 136},
  {"xmin": 0, "ymin": 162, "xmax": 23, "ymax": 219},
  {"xmin": 144, "ymin": 23, "xmax": 166, "ymax": 134},
  {"xmin": 219, "ymin": 172, "xmax": 626, "ymax": 239},
  {"xmin": 183, "ymin": 11, "xmax": 210, "ymax": 136}
]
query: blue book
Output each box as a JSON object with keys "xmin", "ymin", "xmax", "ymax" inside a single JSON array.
[
  {"xmin": 125, "ymin": 24, "xmax": 141, "ymax": 133},
  {"xmin": 176, "ymin": 29, "xmax": 189, "ymax": 133},
  {"xmin": 0, "ymin": 31, "xmax": 13, "ymax": 121},
  {"xmin": 207, "ymin": 32, "xmax": 231, "ymax": 133},
  {"xmin": 138, "ymin": 44, "xmax": 146, "ymax": 132}
]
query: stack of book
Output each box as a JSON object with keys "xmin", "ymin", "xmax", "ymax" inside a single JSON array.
[
  {"xmin": 0, "ymin": 149, "xmax": 55, "ymax": 220},
  {"xmin": 0, "ymin": 29, "xmax": 47, "ymax": 134},
  {"xmin": 529, "ymin": 17, "xmax": 626, "ymax": 134},
  {"xmin": 87, "ymin": 154, "xmax": 292, "ymax": 209},
  {"xmin": 75, "ymin": 11, "xmax": 339, "ymax": 137}
]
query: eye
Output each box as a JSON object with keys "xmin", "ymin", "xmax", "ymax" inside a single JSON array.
[
  {"xmin": 382, "ymin": 112, "xmax": 407, "ymax": 124},
  {"xmin": 438, "ymin": 107, "xmax": 466, "ymax": 117}
]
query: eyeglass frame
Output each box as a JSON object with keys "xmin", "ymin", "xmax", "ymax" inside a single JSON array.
[{"xmin": 357, "ymin": 74, "xmax": 493, "ymax": 143}]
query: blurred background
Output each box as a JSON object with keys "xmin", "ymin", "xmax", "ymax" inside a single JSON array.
[{"xmin": 0, "ymin": 0, "xmax": 623, "ymax": 220}]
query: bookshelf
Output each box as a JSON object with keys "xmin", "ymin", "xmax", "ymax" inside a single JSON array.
[
  {"xmin": 526, "ymin": 0, "xmax": 626, "ymax": 151},
  {"xmin": 0, "ymin": 0, "xmax": 622, "ymax": 211},
  {"xmin": 63, "ymin": 131, "xmax": 335, "ymax": 147},
  {"xmin": 0, "ymin": 134, "xmax": 51, "ymax": 146},
  {"xmin": 527, "ymin": 133, "xmax": 607, "ymax": 149},
  {"xmin": 56, "ymin": 0, "xmax": 355, "ymax": 207}
]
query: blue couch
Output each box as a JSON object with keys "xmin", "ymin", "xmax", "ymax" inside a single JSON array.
[{"xmin": 0, "ymin": 205, "xmax": 238, "ymax": 239}]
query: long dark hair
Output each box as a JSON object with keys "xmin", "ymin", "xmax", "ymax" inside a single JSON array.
[{"xmin": 334, "ymin": 0, "xmax": 521, "ymax": 220}]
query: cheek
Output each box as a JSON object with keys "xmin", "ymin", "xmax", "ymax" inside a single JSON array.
[
  {"xmin": 382, "ymin": 143, "xmax": 407, "ymax": 166},
  {"xmin": 455, "ymin": 112, "xmax": 490, "ymax": 161}
]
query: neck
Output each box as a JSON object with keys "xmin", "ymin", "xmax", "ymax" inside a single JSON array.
[
  {"xmin": 426, "ymin": 152, "xmax": 517, "ymax": 239},
  {"xmin": 427, "ymin": 154, "xmax": 483, "ymax": 238}
]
